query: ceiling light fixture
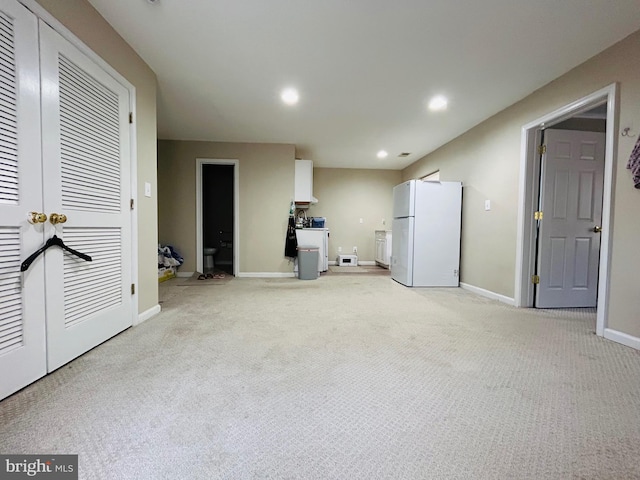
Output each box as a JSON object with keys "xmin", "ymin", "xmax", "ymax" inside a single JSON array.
[
  {"xmin": 377, "ymin": 150, "xmax": 388, "ymax": 159},
  {"xmin": 281, "ymin": 88, "xmax": 299, "ymax": 106},
  {"xmin": 428, "ymin": 95, "xmax": 448, "ymax": 111}
]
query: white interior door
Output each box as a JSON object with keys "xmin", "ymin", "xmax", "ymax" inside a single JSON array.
[
  {"xmin": 536, "ymin": 129, "xmax": 605, "ymax": 308},
  {"xmin": 39, "ymin": 22, "xmax": 132, "ymax": 371},
  {"xmin": 0, "ymin": 0, "xmax": 47, "ymax": 400}
]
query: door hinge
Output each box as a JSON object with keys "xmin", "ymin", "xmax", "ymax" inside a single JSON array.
[
  {"xmin": 534, "ymin": 211, "xmax": 543, "ymax": 220},
  {"xmin": 531, "ymin": 275, "xmax": 540, "ymax": 284},
  {"xmin": 537, "ymin": 144, "xmax": 547, "ymax": 155},
  {"xmin": 131, "ymin": 283, "xmax": 135, "ymax": 295},
  {"xmin": 130, "ymin": 198, "xmax": 134, "ymax": 210},
  {"xmin": 129, "ymin": 112, "xmax": 133, "ymax": 124}
]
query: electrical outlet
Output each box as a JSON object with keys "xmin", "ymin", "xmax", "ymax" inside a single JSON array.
[
  {"xmin": 359, "ymin": 218, "xmax": 363, "ymax": 224},
  {"xmin": 338, "ymin": 246, "xmax": 342, "ymax": 253},
  {"xmin": 484, "ymin": 199, "xmax": 491, "ymax": 211},
  {"xmin": 353, "ymin": 246, "xmax": 357, "ymax": 254}
]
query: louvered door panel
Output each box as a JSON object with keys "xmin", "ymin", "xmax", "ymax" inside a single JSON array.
[
  {"xmin": 59, "ymin": 54, "xmax": 120, "ymax": 213},
  {"xmin": 63, "ymin": 228, "xmax": 122, "ymax": 327},
  {"xmin": 40, "ymin": 20, "xmax": 132, "ymax": 373},
  {"xmin": 0, "ymin": 12, "xmax": 18, "ymax": 205},
  {"xmin": 0, "ymin": 0, "xmax": 46, "ymax": 401},
  {"xmin": 0, "ymin": 227, "xmax": 22, "ymax": 353}
]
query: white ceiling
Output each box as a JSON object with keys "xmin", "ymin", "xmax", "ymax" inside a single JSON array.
[{"xmin": 87, "ymin": 0, "xmax": 640, "ymax": 169}]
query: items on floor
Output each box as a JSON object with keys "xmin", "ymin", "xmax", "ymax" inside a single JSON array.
[
  {"xmin": 197, "ymin": 272, "xmax": 226, "ymax": 280},
  {"xmin": 337, "ymin": 254, "xmax": 358, "ymax": 266},
  {"xmin": 158, "ymin": 244, "xmax": 184, "ymax": 282}
]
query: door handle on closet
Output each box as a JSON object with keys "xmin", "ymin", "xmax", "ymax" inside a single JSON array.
[
  {"xmin": 592, "ymin": 225, "xmax": 602, "ymax": 233},
  {"xmin": 49, "ymin": 213, "xmax": 67, "ymax": 225},
  {"xmin": 27, "ymin": 212, "xmax": 47, "ymax": 224}
]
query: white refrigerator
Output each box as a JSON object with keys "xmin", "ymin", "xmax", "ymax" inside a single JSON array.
[{"xmin": 391, "ymin": 180, "xmax": 462, "ymax": 287}]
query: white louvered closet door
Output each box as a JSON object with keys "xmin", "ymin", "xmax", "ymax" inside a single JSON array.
[
  {"xmin": 0, "ymin": 1, "xmax": 46, "ymax": 400},
  {"xmin": 39, "ymin": 21, "xmax": 132, "ymax": 371}
]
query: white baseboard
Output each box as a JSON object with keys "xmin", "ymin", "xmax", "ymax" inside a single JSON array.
[
  {"xmin": 237, "ymin": 272, "xmax": 296, "ymax": 278},
  {"xmin": 603, "ymin": 328, "xmax": 640, "ymax": 351},
  {"xmin": 460, "ymin": 282, "xmax": 516, "ymax": 306},
  {"xmin": 176, "ymin": 271, "xmax": 194, "ymax": 278},
  {"xmin": 135, "ymin": 304, "xmax": 161, "ymax": 326}
]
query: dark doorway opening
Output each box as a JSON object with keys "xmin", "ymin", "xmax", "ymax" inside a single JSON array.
[{"xmin": 202, "ymin": 164, "xmax": 234, "ymax": 276}]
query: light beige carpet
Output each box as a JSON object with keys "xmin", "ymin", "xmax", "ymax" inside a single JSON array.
[{"xmin": 1, "ymin": 276, "xmax": 639, "ymax": 479}]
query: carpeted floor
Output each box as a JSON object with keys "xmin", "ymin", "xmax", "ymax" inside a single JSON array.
[{"xmin": 1, "ymin": 275, "xmax": 639, "ymax": 479}]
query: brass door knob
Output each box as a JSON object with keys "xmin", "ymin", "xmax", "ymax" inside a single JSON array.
[
  {"xmin": 593, "ymin": 225, "xmax": 602, "ymax": 233},
  {"xmin": 28, "ymin": 212, "xmax": 47, "ymax": 224},
  {"xmin": 49, "ymin": 213, "xmax": 68, "ymax": 225}
]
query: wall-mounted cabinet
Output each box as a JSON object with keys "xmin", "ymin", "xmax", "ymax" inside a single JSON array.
[
  {"xmin": 294, "ymin": 159, "xmax": 317, "ymax": 207},
  {"xmin": 375, "ymin": 230, "xmax": 392, "ymax": 268}
]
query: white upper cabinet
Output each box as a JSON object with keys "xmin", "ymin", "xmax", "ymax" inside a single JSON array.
[{"xmin": 294, "ymin": 159, "xmax": 317, "ymax": 206}]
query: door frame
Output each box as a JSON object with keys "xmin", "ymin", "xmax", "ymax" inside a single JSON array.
[
  {"xmin": 515, "ymin": 83, "xmax": 618, "ymax": 336},
  {"xmin": 19, "ymin": 0, "xmax": 139, "ymax": 327},
  {"xmin": 195, "ymin": 159, "xmax": 239, "ymax": 276}
]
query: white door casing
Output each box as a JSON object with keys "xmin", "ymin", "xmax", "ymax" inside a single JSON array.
[
  {"xmin": 0, "ymin": 0, "xmax": 47, "ymax": 400},
  {"xmin": 39, "ymin": 21, "xmax": 132, "ymax": 371},
  {"xmin": 535, "ymin": 129, "xmax": 605, "ymax": 308}
]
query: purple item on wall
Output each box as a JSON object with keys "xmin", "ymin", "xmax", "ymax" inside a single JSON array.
[{"xmin": 627, "ymin": 135, "xmax": 640, "ymax": 189}]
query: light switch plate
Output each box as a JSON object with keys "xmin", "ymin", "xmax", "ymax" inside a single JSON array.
[
  {"xmin": 144, "ymin": 182, "xmax": 151, "ymax": 198},
  {"xmin": 484, "ymin": 199, "xmax": 491, "ymax": 211}
]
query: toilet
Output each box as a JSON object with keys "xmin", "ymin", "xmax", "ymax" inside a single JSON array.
[{"xmin": 203, "ymin": 247, "xmax": 217, "ymax": 273}]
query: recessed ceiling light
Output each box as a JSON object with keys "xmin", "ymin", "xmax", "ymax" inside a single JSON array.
[
  {"xmin": 377, "ymin": 150, "xmax": 388, "ymax": 159},
  {"xmin": 281, "ymin": 88, "xmax": 299, "ymax": 105},
  {"xmin": 428, "ymin": 95, "xmax": 448, "ymax": 111}
]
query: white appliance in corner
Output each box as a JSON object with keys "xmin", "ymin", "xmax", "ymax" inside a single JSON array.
[
  {"xmin": 391, "ymin": 180, "xmax": 462, "ymax": 287},
  {"xmin": 295, "ymin": 228, "xmax": 329, "ymax": 272}
]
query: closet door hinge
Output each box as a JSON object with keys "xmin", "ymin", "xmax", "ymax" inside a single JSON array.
[
  {"xmin": 131, "ymin": 283, "xmax": 135, "ymax": 295},
  {"xmin": 129, "ymin": 112, "xmax": 133, "ymax": 124},
  {"xmin": 537, "ymin": 144, "xmax": 547, "ymax": 155},
  {"xmin": 534, "ymin": 211, "xmax": 543, "ymax": 220},
  {"xmin": 130, "ymin": 198, "xmax": 134, "ymax": 210},
  {"xmin": 531, "ymin": 275, "xmax": 540, "ymax": 284}
]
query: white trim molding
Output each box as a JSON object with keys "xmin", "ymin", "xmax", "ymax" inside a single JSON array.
[
  {"xmin": 135, "ymin": 304, "xmax": 161, "ymax": 326},
  {"xmin": 196, "ymin": 159, "xmax": 240, "ymax": 276},
  {"xmin": 460, "ymin": 283, "xmax": 516, "ymax": 306},
  {"xmin": 603, "ymin": 329, "xmax": 640, "ymax": 351},
  {"xmin": 176, "ymin": 271, "xmax": 195, "ymax": 278},
  {"xmin": 237, "ymin": 272, "xmax": 296, "ymax": 278},
  {"xmin": 514, "ymin": 84, "xmax": 618, "ymax": 339}
]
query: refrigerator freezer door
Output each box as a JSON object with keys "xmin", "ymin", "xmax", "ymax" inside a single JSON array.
[
  {"xmin": 412, "ymin": 181, "xmax": 462, "ymax": 286},
  {"xmin": 391, "ymin": 217, "xmax": 414, "ymax": 286},
  {"xmin": 392, "ymin": 180, "xmax": 415, "ymax": 218}
]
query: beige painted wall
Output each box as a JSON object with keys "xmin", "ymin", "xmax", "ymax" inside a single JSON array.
[
  {"xmin": 310, "ymin": 168, "xmax": 402, "ymax": 262},
  {"xmin": 34, "ymin": 0, "xmax": 158, "ymax": 314},
  {"xmin": 403, "ymin": 29, "xmax": 640, "ymax": 338},
  {"xmin": 158, "ymin": 140, "xmax": 296, "ymax": 274}
]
